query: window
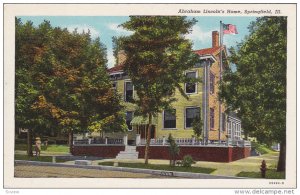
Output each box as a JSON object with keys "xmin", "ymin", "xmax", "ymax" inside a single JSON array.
[
  {"xmin": 163, "ymin": 110, "xmax": 176, "ymax": 129},
  {"xmin": 227, "ymin": 121, "xmax": 232, "ymax": 138},
  {"xmin": 210, "ymin": 108, "xmax": 215, "ymax": 129},
  {"xmin": 210, "ymin": 72, "xmax": 215, "ymax": 94},
  {"xmin": 185, "ymin": 71, "xmax": 197, "ymax": 94},
  {"xmin": 222, "ymin": 113, "xmax": 226, "ymax": 131},
  {"xmin": 112, "ymin": 81, "xmax": 117, "ymax": 91},
  {"xmin": 125, "ymin": 81, "xmax": 133, "ymax": 102},
  {"xmin": 126, "ymin": 111, "xmax": 133, "ymax": 131},
  {"xmin": 185, "ymin": 107, "xmax": 200, "ymax": 128}
]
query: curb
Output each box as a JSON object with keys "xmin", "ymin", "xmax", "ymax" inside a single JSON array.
[{"xmin": 15, "ymin": 160, "xmax": 245, "ymax": 179}]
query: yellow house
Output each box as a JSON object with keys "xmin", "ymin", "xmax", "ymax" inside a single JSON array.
[{"xmin": 105, "ymin": 31, "xmax": 241, "ymax": 144}]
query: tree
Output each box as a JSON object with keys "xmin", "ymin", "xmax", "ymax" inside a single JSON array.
[
  {"xmin": 192, "ymin": 116, "xmax": 203, "ymax": 142},
  {"xmin": 167, "ymin": 134, "xmax": 180, "ymax": 166},
  {"xmin": 112, "ymin": 36, "xmax": 126, "ymax": 65},
  {"xmin": 121, "ymin": 16, "xmax": 199, "ymax": 164},
  {"xmin": 219, "ymin": 17, "xmax": 287, "ymax": 172},
  {"xmin": 15, "ymin": 18, "xmax": 126, "ymax": 154}
]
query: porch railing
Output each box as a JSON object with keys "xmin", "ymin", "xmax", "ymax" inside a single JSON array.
[{"xmin": 73, "ymin": 135, "xmax": 251, "ymax": 147}]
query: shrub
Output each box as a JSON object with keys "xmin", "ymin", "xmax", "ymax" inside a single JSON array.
[{"xmin": 182, "ymin": 155, "xmax": 195, "ymax": 167}]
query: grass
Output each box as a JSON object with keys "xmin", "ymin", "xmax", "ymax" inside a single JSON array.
[
  {"xmin": 236, "ymin": 169, "xmax": 285, "ymax": 179},
  {"xmin": 98, "ymin": 162, "xmax": 216, "ymax": 174},
  {"xmin": 251, "ymin": 142, "xmax": 274, "ymax": 154},
  {"xmin": 14, "ymin": 154, "xmax": 67, "ymax": 163},
  {"xmin": 15, "ymin": 144, "xmax": 69, "ymax": 153}
]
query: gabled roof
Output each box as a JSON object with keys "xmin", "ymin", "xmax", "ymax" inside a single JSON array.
[
  {"xmin": 108, "ymin": 46, "xmax": 227, "ymax": 73},
  {"xmin": 194, "ymin": 46, "xmax": 223, "ymax": 56},
  {"xmin": 108, "ymin": 63, "xmax": 124, "ymax": 74}
]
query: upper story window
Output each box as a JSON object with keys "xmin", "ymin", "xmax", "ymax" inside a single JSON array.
[
  {"xmin": 125, "ymin": 81, "xmax": 133, "ymax": 102},
  {"xmin": 112, "ymin": 81, "xmax": 117, "ymax": 91},
  {"xmin": 163, "ymin": 109, "xmax": 176, "ymax": 129},
  {"xmin": 185, "ymin": 71, "xmax": 197, "ymax": 94},
  {"xmin": 126, "ymin": 111, "xmax": 133, "ymax": 131},
  {"xmin": 210, "ymin": 72, "xmax": 215, "ymax": 94},
  {"xmin": 222, "ymin": 113, "xmax": 226, "ymax": 132},
  {"xmin": 210, "ymin": 108, "xmax": 215, "ymax": 129},
  {"xmin": 185, "ymin": 107, "xmax": 200, "ymax": 128}
]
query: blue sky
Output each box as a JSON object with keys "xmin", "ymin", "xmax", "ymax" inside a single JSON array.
[{"xmin": 19, "ymin": 16, "xmax": 256, "ymax": 68}]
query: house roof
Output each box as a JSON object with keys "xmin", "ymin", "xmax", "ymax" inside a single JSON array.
[
  {"xmin": 194, "ymin": 46, "xmax": 222, "ymax": 56},
  {"xmin": 108, "ymin": 63, "xmax": 124, "ymax": 74},
  {"xmin": 108, "ymin": 46, "xmax": 226, "ymax": 73}
]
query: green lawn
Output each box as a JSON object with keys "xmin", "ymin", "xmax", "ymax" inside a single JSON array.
[
  {"xmin": 14, "ymin": 154, "xmax": 67, "ymax": 163},
  {"xmin": 15, "ymin": 144, "xmax": 69, "ymax": 153},
  {"xmin": 98, "ymin": 162, "xmax": 215, "ymax": 174},
  {"xmin": 236, "ymin": 169, "xmax": 285, "ymax": 179},
  {"xmin": 251, "ymin": 142, "xmax": 274, "ymax": 154}
]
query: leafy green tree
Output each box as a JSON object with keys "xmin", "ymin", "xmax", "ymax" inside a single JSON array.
[
  {"xmin": 15, "ymin": 18, "xmax": 126, "ymax": 154},
  {"xmin": 220, "ymin": 17, "xmax": 287, "ymax": 172},
  {"xmin": 192, "ymin": 116, "xmax": 203, "ymax": 141},
  {"xmin": 167, "ymin": 133, "xmax": 180, "ymax": 166},
  {"xmin": 121, "ymin": 16, "xmax": 199, "ymax": 164},
  {"xmin": 112, "ymin": 36, "xmax": 126, "ymax": 65}
]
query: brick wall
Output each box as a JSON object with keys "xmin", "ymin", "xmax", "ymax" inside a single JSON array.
[
  {"xmin": 137, "ymin": 146, "xmax": 251, "ymax": 162},
  {"xmin": 72, "ymin": 145, "xmax": 250, "ymax": 162},
  {"xmin": 72, "ymin": 145, "xmax": 125, "ymax": 158}
]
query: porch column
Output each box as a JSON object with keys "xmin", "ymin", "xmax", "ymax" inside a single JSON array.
[
  {"xmin": 136, "ymin": 134, "xmax": 141, "ymax": 145},
  {"xmin": 123, "ymin": 135, "xmax": 128, "ymax": 146},
  {"xmin": 162, "ymin": 136, "xmax": 166, "ymax": 146},
  {"xmin": 105, "ymin": 137, "xmax": 108, "ymax": 145}
]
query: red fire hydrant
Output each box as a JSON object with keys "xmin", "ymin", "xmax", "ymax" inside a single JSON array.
[{"xmin": 260, "ymin": 160, "xmax": 267, "ymax": 178}]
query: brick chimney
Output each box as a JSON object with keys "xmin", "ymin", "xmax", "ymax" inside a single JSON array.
[
  {"xmin": 116, "ymin": 50, "xmax": 126, "ymax": 66},
  {"xmin": 212, "ymin": 31, "xmax": 219, "ymax": 48}
]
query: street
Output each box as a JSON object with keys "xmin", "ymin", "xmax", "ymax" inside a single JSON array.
[{"xmin": 14, "ymin": 164, "xmax": 170, "ymax": 178}]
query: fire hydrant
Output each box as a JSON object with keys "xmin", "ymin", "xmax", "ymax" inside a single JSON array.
[{"xmin": 260, "ymin": 160, "xmax": 267, "ymax": 178}]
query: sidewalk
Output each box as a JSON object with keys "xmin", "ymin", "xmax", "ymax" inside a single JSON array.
[
  {"xmin": 15, "ymin": 150, "xmax": 71, "ymax": 156},
  {"xmin": 15, "ymin": 150, "xmax": 279, "ymax": 177}
]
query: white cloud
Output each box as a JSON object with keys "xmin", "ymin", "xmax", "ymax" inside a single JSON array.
[
  {"xmin": 106, "ymin": 48, "xmax": 115, "ymax": 68},
  {"xmin": 66, "ymin": 24, "xmax": 100, "ymax": 39},
  {"xmin": 107, "ymin": 23, "xmax": 133, "ymax": 35},
  {"xmin": 186, "ymin": 26, "xmax": 212, "ymax": 43}
]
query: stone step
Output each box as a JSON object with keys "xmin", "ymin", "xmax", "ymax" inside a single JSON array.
[
  {"xmin": 116, "ymin": 155, "xmax": 138, "ymax": 160},
  {"xmin": 74, "ymin": 160, "xmax": 92, "ymax": 165},
  {"xmin": 116, "ymin": 145, "xmax": 138, "ymax": 159},
  {"xmin": 118, "ymin": 151, "xmax": 139, "ymax": 155}
]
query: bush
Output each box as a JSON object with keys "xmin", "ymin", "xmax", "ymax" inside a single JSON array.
[{"xmin": 182, "ymin": 155, "xmax": 195, "ymax": 167}]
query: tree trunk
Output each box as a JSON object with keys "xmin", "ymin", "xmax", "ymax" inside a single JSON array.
[
  {"xmin": 277, "ymin": 140, "xmax": 286, "ymax": 172},
  {"xmin": 27, "ymin": 129, "xmax": 33, "ymax": 156},
  {"xmin": 144, "ymin": 114, "xmax": 152, "ymax": 165},
  {"xmin": 68, "ymin": 130, "xmax": 73, "ymax": 154}
]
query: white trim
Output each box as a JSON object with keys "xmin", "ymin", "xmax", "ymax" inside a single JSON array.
[
  {"xmin": 199, "ymin": 55, "xmax": 217, "ymax": 63},
  {"xmin": 124, "ymin": 79, "xmax": 134, "ymax": 102},
  {"xmin": 162, "ymin": 110, "xmax": 177, "ymax": 129},
  {"xmin": 109, "ymin": 71, "xmax": 124, "ymax": 76},
  {"xmin": 184, "ymin": 70, "xmax": 198, "ymax": 95}
]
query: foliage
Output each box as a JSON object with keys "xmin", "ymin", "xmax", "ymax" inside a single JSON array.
[
  {"xmin": 15, "ymin": 18, "xmax": 126, "ymax": 140},
  {"xmin": 181, "ymin": 155, "xmax": 195, "ymax": 167},
  {"xmin": 14, "ymin": 154, "xmax": 67, "ymax": 163},
  {"xmin": 236, "ymin": 169, "xmax": 285, "ymax": 179},
  {"xmin": 112, "ymin": 36, "xmax": 126, "ymax": 65},
  {"xmin": 219, "ymin": 17, "xmax": 287, "ymax": 171},
  {"xmin": 192, "ymin": 116, "xmax": 203, "ymax": 140},
  {"xmin": 121, "ymin": 16, "xmax": 200, "ymax": 164},
  {"xmin": 251, "ymin": 142, "xmax": 275, "ymax": 154},
  {"xmin": 98, "ymin": 162, "xmax": 215, "ymax": 174},
  {"xmin": 167, "ymin": 133, "xmax": 180, "ymax": 166}
]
